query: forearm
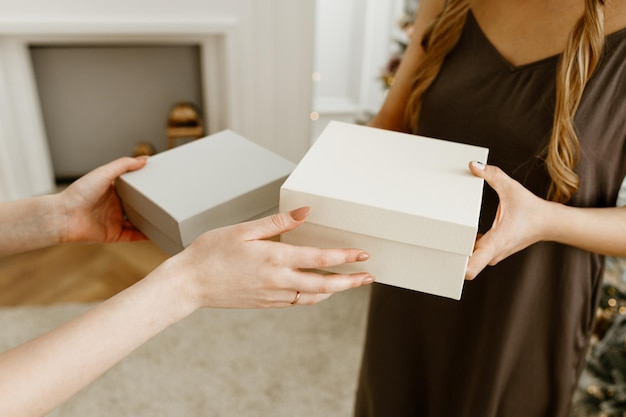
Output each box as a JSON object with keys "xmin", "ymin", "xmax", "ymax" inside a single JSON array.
[
  {"xmin": 0, "ymin": 194, "xmax": 66, "ymax": 256},
  {"xmin": 0, "ymin": 261, "xmax": 194, "ymax": 417},
  {"xmin": 544, "ymin": 203, "xmax": 626, "ymax": 256}
]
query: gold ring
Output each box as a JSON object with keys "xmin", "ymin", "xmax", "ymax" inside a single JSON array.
[{"xmin": 290, "ymin": 291, "xmax": 301, "ymax": 305}]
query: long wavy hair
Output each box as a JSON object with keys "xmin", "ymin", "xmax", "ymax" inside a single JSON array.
[{"xmin": 405, "ymin": 0, "xmax": 606, "ymax": 202}]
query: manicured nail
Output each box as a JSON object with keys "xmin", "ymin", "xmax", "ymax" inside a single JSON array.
[
  {"xmin": 471, "ymin": 160, "xmax": 485, "ymax": 170},
  {"xmin": 363, "ymin": 275, "xmax": 376, "ymax": 285},
  {"xmin": 357, "ymin": 252, "xmax": 370, "ymax": 262},
  {"xmin": 290, "ymin": 206, "xmax": 311, "ymax": 221}
]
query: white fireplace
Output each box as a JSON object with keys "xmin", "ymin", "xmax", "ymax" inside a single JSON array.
[{"xmin": 0, "ymin": 0, "xmax": 315, "ymax": 201}]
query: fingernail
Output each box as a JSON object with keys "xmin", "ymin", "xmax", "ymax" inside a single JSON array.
[
  {"xmin": 356, "ymin": 252, "xmax": 370, "ymax": 262},
  {"xmin": 471, "ymin": 160, "xmax": 485, "ymax": 170},
  {"xmin": 290, "ymin": 206, "xmax": 311, "ymax": 221},
  {"xmin": 363, "ymin": 275, "xmax": 375, "ymax": 284}
]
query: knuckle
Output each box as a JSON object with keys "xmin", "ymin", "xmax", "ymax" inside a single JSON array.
[
  {"xmin": 262, "ymin": 251, "xmax": 282, "ymax": 268},
  {"xmin": 316, "ymin": 280, "xmax": 334, "ymax": 294},
  {"xmin": 269, "ymin": 213, "xmax": 288, "ymax": 230},
  {"xmin": 313, "ymin": 252, "xmax": 332, "ymax": 269},
  {"xmin": 351, "ymin": 276, "xmax": 365, "ymax": 288},
  {"xmin": 490, "ymin": 165, "xmax": 503, "ymax": 175},
  {"xmin": 269, "ymin": 249, "xmax": 283, "ymax": 262},
  {"xmin": 488, "ymin": 258, "xmax": 501, "ymax": 266},
  {"xmin": 491, "ymin": 166, "xmax": 504, "ymax": 181}
]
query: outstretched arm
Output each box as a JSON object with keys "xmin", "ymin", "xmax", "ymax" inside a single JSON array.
[
  {"xmin": 0, "ymin": 208, "xmax": 374, "ymax": 417},
  {"xmin": 466, "ymin": 161, "xmax": 626, "ymax": 280}
]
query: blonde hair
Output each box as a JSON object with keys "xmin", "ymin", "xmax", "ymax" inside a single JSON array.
[{"xmin": 405, "ymin": 0, "xmax": 606, "ymax": 202}]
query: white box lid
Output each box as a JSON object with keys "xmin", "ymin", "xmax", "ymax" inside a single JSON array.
[{"xmin": 280, "ymin": 121, "xmax": 489, "ymax": 256}]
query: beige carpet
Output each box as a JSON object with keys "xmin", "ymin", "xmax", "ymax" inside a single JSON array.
[{"xmin": 0, "ymin": 286, "xmax": 371, "ymax": 417}]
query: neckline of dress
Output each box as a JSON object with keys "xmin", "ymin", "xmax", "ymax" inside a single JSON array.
[
  {"xmin": 467, "ymin": 9, "xmax": 626, "ymax": 73},
  {"xmin": 467, "ymin": 10, "xmax": 560, "ymax": 73}
]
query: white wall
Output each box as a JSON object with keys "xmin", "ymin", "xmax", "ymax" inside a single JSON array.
[
  {"xmin": 0, "ymin": 0, "xmax": 406, "ymax": 200},
  {"xmin": 0, "ymin": 0, "xmax": 315, "ymax": 200},
  {"xmin": 311, "ymin": 0, "xmax": 406, "ymax": 141},
  {"xmin": 31, "ymin": 45, "xmax": 204, "ymax": 178}
]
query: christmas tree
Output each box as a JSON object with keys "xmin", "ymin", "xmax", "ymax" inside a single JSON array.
[{"xmin": 572, "ymin": 255, "xmax": 626, "ymax": 417}]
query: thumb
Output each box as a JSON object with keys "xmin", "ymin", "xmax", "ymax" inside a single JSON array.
[
  {"xmin": 240, "ymin": 206, "xmax": 311, "ymax": 241},
  {"xmin": 100, "ymin": 156, "xmax": 149, "ymax": 183},
  {"xmin": 468, "ymin": 161, "xmax": 510, "ymax": 195}
]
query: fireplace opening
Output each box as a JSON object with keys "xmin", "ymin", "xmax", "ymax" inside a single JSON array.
[{"xmin": 29, "ymin": 44, "xmax": 204, "ymax": 183}]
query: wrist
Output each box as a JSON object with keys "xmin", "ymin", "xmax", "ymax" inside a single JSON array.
[
  {"xmin": 27, "ymin": 193, "xmax": 67, "ymax": 246},
  {"xmin": 148, "ymin": 255, "xmax": 201, "ymax": 318},
  {"xmin": 538, "ymin": 199, "xmax": 569, "ymax": 244},
  {"xmin": 47, "ymin": 193, "xmax": 70, "ymax": 244}
]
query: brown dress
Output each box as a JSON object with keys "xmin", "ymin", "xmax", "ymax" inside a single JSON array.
[{"xmin": 354, "ymin": 11, "xmax": 626, "ymax": 417}]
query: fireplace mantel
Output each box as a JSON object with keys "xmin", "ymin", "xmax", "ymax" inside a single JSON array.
[{"xmin": 0, "ymin": 1, "xmax": 315, "ymax": 201}]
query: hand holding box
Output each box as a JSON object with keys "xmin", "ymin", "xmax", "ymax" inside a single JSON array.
[
  {"xmin": 279, "ymin": 121, "xmax": 489, "ymax": 300},
  {"xmin": 116, "ymin": 130, "xmax": 296, "ymax": 255}
]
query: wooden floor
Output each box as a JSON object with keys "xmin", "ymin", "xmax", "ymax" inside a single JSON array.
[{"xmin": 0, "ymin": 241, "xmax": 168, "ymax": 306}]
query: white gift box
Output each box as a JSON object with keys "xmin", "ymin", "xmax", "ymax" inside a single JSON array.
[
  {"xmin": 279, "ymin": 121, "xmax": 488, "ymax": 300},
  {"xmin": 116, "ymin": 130, "xmax": 296, "ymax": 255}
]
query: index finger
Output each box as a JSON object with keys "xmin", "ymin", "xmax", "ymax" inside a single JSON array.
[{"xmin": 465, "ymin": 235, "xmax": 499, "ymax": 280}]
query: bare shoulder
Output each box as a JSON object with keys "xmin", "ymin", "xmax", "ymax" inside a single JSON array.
[
  {"xmin": 412, "ymin": 0, "xmax": 448, "ymax": 41},
  {"xmin": 368, "ymin": 0, "xmax": 447, "ymax": 132}
]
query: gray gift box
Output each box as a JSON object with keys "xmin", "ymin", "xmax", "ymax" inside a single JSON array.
[{"xmin": 117, "ymin": 130, "xmax": 296, "ymax": 255}]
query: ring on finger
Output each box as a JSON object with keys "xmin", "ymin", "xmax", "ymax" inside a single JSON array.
[{"xmin": 290, "ymin": 291, "xmax": 301, "ymax": 305}]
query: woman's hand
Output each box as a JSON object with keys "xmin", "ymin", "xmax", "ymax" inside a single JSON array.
[
  {"xmin": 59, "ymin": 156, "xmax": 149, "ymax": 244},
  {"xmin": 162, "ymin": 207, "xmax": 375, "ymax": 310},
  {"xmin": 465, "ymin": 161, "xmax": 553, "ymax": 280}
]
